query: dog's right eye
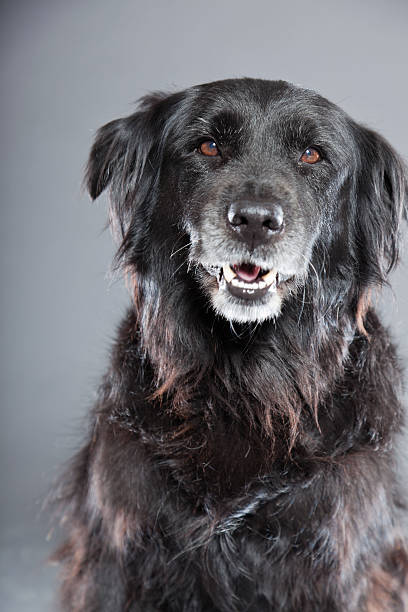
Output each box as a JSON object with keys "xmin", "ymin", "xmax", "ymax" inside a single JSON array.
[
  {"xmin": 300, "ymin": 147, "xmax": 321, "ymax": 164},
  {"xmin": 198, "ymin": 141, "xmax": 220, "ymax": 157}
]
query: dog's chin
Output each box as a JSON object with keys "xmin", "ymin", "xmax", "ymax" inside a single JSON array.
[
  {"xmin": 199, "ymin": 263, "xmax": 295, "ymax": 324},
  {"xmin": 211, "ymin": 286, "xmax": 283, "ymax": 323}
]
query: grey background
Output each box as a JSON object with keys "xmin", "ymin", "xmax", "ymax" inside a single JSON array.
[{"xmin": 2, "ymin": 0, "xmax": 408, "ymax": 609}]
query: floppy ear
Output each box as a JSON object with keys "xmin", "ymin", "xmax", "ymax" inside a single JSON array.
[
  {"xmin": 86, "ymin": 116, "xmax": 133, "ymax": 201},
  {"xmin": 355, "ymin": 126, "xmax": 407, "ymax": 285},
  {"xmin": 85, "ymin": 93, "xmax": 172, "ymax": 262}
]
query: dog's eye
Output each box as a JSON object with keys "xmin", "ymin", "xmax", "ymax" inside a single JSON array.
[
  {"xmin": 199, "ymin": 141, "xmax": 220, "ymax": 157},
  {"xmin": 300, "ymin": 147, "xmax": 321, "ymax": 164}
]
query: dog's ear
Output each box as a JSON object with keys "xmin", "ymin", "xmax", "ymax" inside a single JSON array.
[
  {"xmin": 85, "ymin": 93, "xmax": 176, "ymax": 260},
  {"xmin": 86, "ymin": 116, "xmax": 131, "ymax": 201},
  {"xmin": 355, "ymin": 126, "xmax": 408, "ymax": 284},
  {"xmin": 86, "ymin": 93, "xmax": 171, "ymax": 200}
]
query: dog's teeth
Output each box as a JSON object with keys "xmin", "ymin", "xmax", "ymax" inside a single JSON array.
[
  {"xmin": 221, "ymin": 265, "xmax": 277, "ymax": 290},
  {"xmin": 231, "ymin": 279, "xmax": 244, "ymax": 288},
  {"xmin": 222, "ymin": 264, "xmax": 237, "ymax": 282},
  {"xmin": 230, "ymin": 278, "xmax": 267, "ymax": 290},
  {"xmin": 261, "ymin": 269, "xmax": 277, "ymax": 285}
]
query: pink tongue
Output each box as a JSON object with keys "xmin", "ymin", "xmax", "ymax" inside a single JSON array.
[{"xmin": 233, "ymin": 263, "xmax": 261, "ymax": 282}]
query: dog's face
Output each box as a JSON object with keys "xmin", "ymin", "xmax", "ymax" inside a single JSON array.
[
  {"xmin": 87, "ymin": 79, "xmax": 406, "ymax": 325},
  {"xmin": 157, "ymin": 80, "xmax": 355, "ymax": 323}
]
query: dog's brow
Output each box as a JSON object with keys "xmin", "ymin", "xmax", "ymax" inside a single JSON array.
[{"xmin": 194, "ymin": 109, "xmax": 246, "ymax": 138}]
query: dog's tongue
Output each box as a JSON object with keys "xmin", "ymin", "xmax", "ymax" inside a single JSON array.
[{"xmin": 233, "ymin": 263, "xmax": 261, "ymax": 282}]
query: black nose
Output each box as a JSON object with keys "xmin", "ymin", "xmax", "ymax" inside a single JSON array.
[{"xmin": 227, "ymin": 200, "xmax": 284, "ymax": 248}]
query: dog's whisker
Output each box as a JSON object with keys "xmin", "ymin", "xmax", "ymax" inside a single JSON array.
[
  {"xmin": 170, "ymin": 241, "xmax": 193, "ymax": 259},
  {"xmin": 297, "ymin": 283, "xmax": 307, "ymax": 326}
]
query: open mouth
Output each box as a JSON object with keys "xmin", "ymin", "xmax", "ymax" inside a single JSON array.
[
  {"xmin": 200, "ymin": 261, "xmax": 296, "ymax": 322},
  {"xmin": 222, "ymin": 263, "xmax": 278, "ymax": 300},
  {"xmin": 204, "ymin": 263, "xmax": 293, "ymax": 301}
]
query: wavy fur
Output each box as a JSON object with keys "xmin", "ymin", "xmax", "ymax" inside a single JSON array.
[{"xmin": 54, "ymin": 79, "xmax": 408, "ymax": 611}]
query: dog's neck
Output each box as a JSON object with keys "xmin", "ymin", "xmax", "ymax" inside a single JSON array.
[
  {"xmin": 130, "ymin": 285, "xmax": 358, "ymax": 434},
  {"xmin": 106, "ymin": 302, "xmax": 402, "ymax": 503}
]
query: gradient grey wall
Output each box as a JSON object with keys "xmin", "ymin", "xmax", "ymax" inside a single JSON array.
[{"xmin": 2, "ymin": 0, "xmax": 408, "ymax": 609}]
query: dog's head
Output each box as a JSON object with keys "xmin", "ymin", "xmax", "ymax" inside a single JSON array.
[{"xmin": 86, "ymin": 79, "xmax": 407, "ymax": 326}]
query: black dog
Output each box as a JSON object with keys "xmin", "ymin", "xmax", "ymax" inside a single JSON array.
[{"xmin": 54, "ymin": 78, "xmax": 408, "ymax": 610}]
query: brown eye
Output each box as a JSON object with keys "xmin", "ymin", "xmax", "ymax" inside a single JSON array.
[
  {"xmin": 300, "ymin": 147, "xmax": 321, "ymax": 164},
  {"xmin": 199, "ymin": 140, "xmax": 220, "ymax": 157}
]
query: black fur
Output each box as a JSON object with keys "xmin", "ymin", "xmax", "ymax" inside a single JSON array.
[{"xmin": 54, "ymin": 78, "xmax": 408, "ymax": 611}]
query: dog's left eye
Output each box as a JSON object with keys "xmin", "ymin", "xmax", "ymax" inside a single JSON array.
[
  {"xmin": 300, "ymin": 147, "xmax": 321, "ymax": 164},
  {"xmin": 199, "ymin": 141, "xmax": 220, "ymax": 157}
]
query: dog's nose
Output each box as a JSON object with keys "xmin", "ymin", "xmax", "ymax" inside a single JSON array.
[{"xmin": 227, "ymin": 201, "xmax": 284, "ymax": 248}]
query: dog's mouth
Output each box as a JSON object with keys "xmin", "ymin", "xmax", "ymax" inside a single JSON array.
[
  {"xmin": 222, "ymin": 263, "xmax": 278, "ymax": 300},
  {"xmin": 198, "ymin": 260, "xmax": 297, "ymax": 322},
  {"xmin": 205, "ymin": 263, "xmax": 294, "ymax": 300}
]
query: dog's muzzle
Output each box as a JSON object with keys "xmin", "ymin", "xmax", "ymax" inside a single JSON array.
[{"xmin": 226, "ymin": 200, "xmax": 285, "ymax": 250}]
